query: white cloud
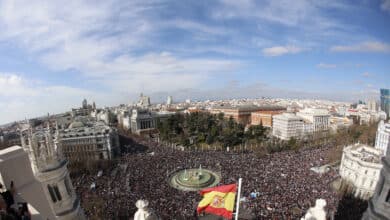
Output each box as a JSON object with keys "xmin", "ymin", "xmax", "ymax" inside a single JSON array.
[
  {"xmin": 0, "ymin": 0, "xmax": 239, "ymax": 95},
  {"xmin": 317, "ymin": 63, "xmax": 337, "ymax": 68},
  {"xmin": 0, "ymin": 73, "xmax": 40, "ymax": 97},
  {"xmin": 381, "ymin": 0, "xmax": 390, "ymax": 12},
  {"xmin": 214, "ymin": 0, "xmax": 351, "ymax": 30},
  {"xmin": 0, "ymin": 73, "xmax": 116, "ymax": 124},
  {"xmin": 330, "ymin": 41, "xmax": 390, "ymax": 53},
  {"xmin": 262, "ymin": 45, "xmax": 304, "ymax": 57}
]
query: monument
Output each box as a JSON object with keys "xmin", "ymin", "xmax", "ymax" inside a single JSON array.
[{"xmin": 168, "ymin": 165, "xmax": 221, "ymax": 191}]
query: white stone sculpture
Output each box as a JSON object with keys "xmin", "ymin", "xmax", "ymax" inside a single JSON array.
[
  {"xmin": 134, "ymin": 200, "xmax": 159, "ymax": 220},
  {"xmin": 301, "ymin": 199, "xmax": 327, "ymax": 220}
]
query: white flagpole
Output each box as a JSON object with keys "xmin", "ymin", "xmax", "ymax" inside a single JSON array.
[{"xmin": 235, "ymin": 178, "xmax": 242, "ymax": 220}]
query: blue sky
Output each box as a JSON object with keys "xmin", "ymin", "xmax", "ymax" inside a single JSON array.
[{"xmin": 0, "ymin": 0, "xmax": 389, "ymax": 124}]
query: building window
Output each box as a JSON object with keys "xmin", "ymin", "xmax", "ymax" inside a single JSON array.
[
  {"xmin": 47, "ymin": 185, "xmax": 57, "ymax": 202},
  {"xmin": 53, "ymin": 185, "xmax": 62, "ymax": 201},
  {"xmin": 47, "ymin": 184, "xmax": 63, "ymax": 202}
]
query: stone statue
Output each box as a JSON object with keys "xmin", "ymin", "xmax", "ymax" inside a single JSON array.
[
  {"xmin": 301, "ymin": 199, "xmax": 327, "ymax": 220},
  {"xmin": 134, "ymin": 200, "xmax": 159, "ymax": 220}
]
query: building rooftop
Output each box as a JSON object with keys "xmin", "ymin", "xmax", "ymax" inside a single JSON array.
[
  {"xmin": 347, "ymin": 144, "xmax": 383, "ymax": 164},
  {"xmin": 212, "ymin": 104, "xmax": 285, "ymax": 112},
  {"xmin": 61, "ymin": 121, "xmax": 112, "ymax": 137},
  {"xmin": 273, "ymin": 113, "xmax": 303, "ymax": 121}
]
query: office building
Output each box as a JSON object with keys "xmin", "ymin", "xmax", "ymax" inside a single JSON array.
[
  {"xmin": 272, "ymin": 113, "xmax": 304, "ymax": 140},
  {"xmin": 296, "ymin": 108, "xmax": 330, "ymax": 132},
  {"xmin": 368, "ymin": 99, "xmax": 378, "ymax": 112},
  {"xmin": 380, "ymin": 89, "xmax": 390, "ymax": 119}
]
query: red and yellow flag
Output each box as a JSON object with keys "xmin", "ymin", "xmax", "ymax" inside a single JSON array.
[{"xmin": 197, "ymin": 184, "xmax": 237, "ymax": 219}]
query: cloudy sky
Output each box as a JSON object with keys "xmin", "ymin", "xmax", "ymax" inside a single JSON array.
[{"xmin": 0, "ymin": 0, "xmax": 389, "ymax": 124}]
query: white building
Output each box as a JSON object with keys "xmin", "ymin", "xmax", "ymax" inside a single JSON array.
[
  {"xmin": 95, "ymin": 108, "xmax": 115, "ymax": 125},
  {"xmin": 329, "ymin": 116, "xmax": 353, "ymax": 132},
  {"xmin": 19, "ymin": 125, "xmax": 86, "ymax": 219},
  {"xmin": 375, "ymin": 120, "xmax": 390, "ymax": 156},
  {"xmin": 137, "ymin": 93, "xmax": 151, "ymax": 108},
  {"xmin": 367, "ymin": 99, "xmax": 378, "ymax": 112},
  {"xmin": 272, "ymin": 113, "xmax": 304, "ymax": 140},
  {"xmin": 303, "ymin": 121, "xmax": 314, "ymax": 134},
  {"xmin": 71, "ymin": 99, "xmax": 94, "ymax": 118},
  {"xmin": 167, "ymin": 96, "xmax": 173, "ymax": 105},
  {"xmin": 339, "ymin": 144, "xmax": 383, "ymax": 199},
  {"xmin": 296, "ymin": 108, "xmax": 330, "ymax": 132},
  {"xmin": 130, "ymin": 109, "xmax": 156, "ymax": 134}
]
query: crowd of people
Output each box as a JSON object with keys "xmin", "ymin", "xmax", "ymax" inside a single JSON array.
[
  {"xmin": 72, "ymin": 137, "xmax": 341, "ymax": 219},
  {"xmin": 0, "ymin": 182, "xmax": 31, "ymax": 220}
]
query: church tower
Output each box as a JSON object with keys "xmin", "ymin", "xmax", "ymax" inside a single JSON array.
[{"xmin": 21, "ymin": 123, "xmax": 85, "ymax": 220}]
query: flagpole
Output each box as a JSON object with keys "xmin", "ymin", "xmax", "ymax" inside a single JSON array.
[{"xmin": 235, "ymin": 178, "xmax": 242, "ymax": 220}]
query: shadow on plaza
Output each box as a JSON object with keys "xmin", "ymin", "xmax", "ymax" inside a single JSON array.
[
  {"xmin": 334, "ymin": 193, "xmax": 367, "ymax": 220},
  {"xmin": 119, "ymin": 134, "xmax": 149, "ymax": 154}
]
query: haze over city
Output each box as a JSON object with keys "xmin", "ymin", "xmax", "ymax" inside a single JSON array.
[{"xmin": 0, "ymin": 0, "xmax": 389, "ymax": 124}]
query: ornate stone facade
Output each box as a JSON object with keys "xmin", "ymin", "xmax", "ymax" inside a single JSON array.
[
  {"xmin": 339, "ymin": 144, "xmax": 383, "ymax": 199},
  {"xmin": 363, "ymin": 155, "xmax": 390, "ymax": 219},
  {"xmin": 21, "ymin": 125, "xmax": 85, "ymax": 220},
  {"xmin": 375, "ymin": 120, "xmax": 390, "ymax": 156},
  {"xmin": 60, "ymin": 120, "xmax": 120, "ymax": 164}
]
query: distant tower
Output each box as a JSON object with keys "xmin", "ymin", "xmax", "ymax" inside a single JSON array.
[
  {"xmin": 380, "ymin": 88, "xmax": 390, "ymax": 119},
  {"xmin": 368, "ymin": 99, "xmax": 378, "ymax": 112},
  {"xmin": 92, "ymin": 101, "xmax": 96, "ymax": 110},
  {"xmin": 167, "ymin": 96, "xmax": 173, "ymax": 106},
  {"xmin": 138, "ymin": 93, "xmax": 151, "ymax": 108},
  {"xmin": 82, "ymin": 98, "xmax": 88, "ymax": 109},
  {"xmin": 21, "ymin": 126, "xmax": 85, "ymax": 220}
]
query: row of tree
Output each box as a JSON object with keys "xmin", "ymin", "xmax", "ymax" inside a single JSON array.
[
  {"xmin": 157, "ymin": 112, "xmax": 268, "ymax": 149},
  {"xmin": 158, "ymin": 112, "xmax": 379, "ymax": 162}
]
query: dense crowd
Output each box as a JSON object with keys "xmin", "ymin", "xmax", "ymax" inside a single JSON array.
[
  {"xmin": 0, "ymin": 182, "xmax": 31, "ymax": 220},
  {"xmin": 72, "ymin": 137, "xmax": 340, "ymax": 219}
]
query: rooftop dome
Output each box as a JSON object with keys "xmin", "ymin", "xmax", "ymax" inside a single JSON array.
[{"xmin": 68, "ymin": 121, "xmax": 84, "ymax": 129}]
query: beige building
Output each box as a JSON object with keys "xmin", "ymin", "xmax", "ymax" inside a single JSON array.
[
  {"xmin": 250, "ymin": 106, "xmax": 286, "ymax": 127},
  {"xmin": 60, "ymin": 120, "xmax": 120, "ymax": 164},
  {"xmin": 210, "ymin": 105, "xmax": 285, "ymax": 126}
]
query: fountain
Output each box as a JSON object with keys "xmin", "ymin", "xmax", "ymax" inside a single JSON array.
[{"xmin": 168, "ymin": 165, "xmax": 221, "ymax": 191}]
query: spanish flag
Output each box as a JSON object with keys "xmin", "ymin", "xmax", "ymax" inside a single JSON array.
[{"xmin": 197, "ymin": 184, "xmax": 237, "ymax": 219}]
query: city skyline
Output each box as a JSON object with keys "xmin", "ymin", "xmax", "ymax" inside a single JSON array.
[{"xmin": 0, "ymin": 0, "xmax": 390, "ymax": 124}]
